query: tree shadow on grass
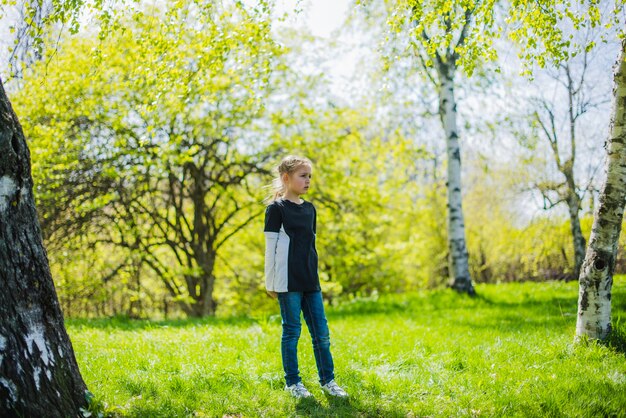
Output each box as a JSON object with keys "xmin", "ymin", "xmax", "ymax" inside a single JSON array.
[
  {"xmin": 66, "ymin": 314, "xmax": 259, "ymax": 331},
  {"xmin": 448, "ymin": 311, "xmax": 576, "ymax": 335},
  {"xmin": 474, "ymin": 293, "xmax": 578, "ymax": 313},
  {"xmin": 66, "ymin": 284, "xmax": 626, "ymax": 334},
  {"xmin": 295, "ymin": 394, "xmax": 408, "ymax": 418},
  {"xmin": 465, "ymin": 294, "xmax": 578, "ymax": 325},
  {"xmin": 326, "ymin": 291, "xmax": 584, "ymax": 334},
  {"xmin": 326, "ymin": 290, "xmax": 493, "ymax": 321},
  {"xmin": 604, "ymin": 319, "xmax": 626, "ymax": 355},
  {"xmin": 327, "ymin": 286, "xmax": 607, "ymax": 321}
]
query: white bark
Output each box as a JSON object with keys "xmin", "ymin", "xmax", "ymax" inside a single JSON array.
[
  {"xmin": 575, "ymin": 41, "xmax": 626, "ymax": 340},
  {"xmin": 439, "ymin": 71, "xmax": 475, "ymax": 295},
  {"xmin": 0, "ymin": 175, "xmax": 17, "ymax": 213}
]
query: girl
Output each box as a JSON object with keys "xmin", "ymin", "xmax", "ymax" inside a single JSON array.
[{"xmin": 264, "ymin": 155, "xmax": 348, "ymax": 399}]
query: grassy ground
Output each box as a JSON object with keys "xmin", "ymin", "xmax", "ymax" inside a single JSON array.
[{"xmin": 68, "ymin": 280, "xmax": 626, "ymax": 417}]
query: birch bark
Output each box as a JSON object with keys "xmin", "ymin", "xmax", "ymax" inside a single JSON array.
[
  {"xmin": 438, "ymin": 69, "xmax": 475, "ymax": 295},
  {"xmin": 576, "ymin": 41, "xmax": 626, "ymax": 340}
]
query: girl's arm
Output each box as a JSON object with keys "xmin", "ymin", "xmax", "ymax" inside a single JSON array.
[{"xmin": 264, "ymin": 204, "xmax": 281, "ymax": 294}]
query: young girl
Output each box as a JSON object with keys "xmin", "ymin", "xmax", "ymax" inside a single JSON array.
[{"xmin": 264, "ymin": 155, "xmax": 348, "ymax": 399}]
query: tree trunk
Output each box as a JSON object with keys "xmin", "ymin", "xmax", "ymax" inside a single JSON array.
[
  {"xmin": 0, "ymin": 79, "xmax": 89, "ymax": 415},
  {"xmin": 563, "ymin": 63, "xmax": 585, "ymax": 280},
  {"xmin": 575, "ymin": 41, "xmax": 626, "ymax": 341},
  {"xmin": 196, "ymin": 274, "xmax": 217, "ymax": 317},
  {"xmin": 193, "ymin": 254, "xmax": 217, "ymax": 317},
  {"xmin": 438, "ymin": 70, "xmax": 475, "ymax": 296},
  {"xmin": 566, "ymin": 193, "xmax": 586, "ymax": 279}
]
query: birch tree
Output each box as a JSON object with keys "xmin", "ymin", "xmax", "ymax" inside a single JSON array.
[
  {"xmin": 503, "ymin": 0, "xmax": 624, "ymax": 340},
  {"xmin": 575, "ymin": 40, "xmax": 626, "ymax": 340},
  {"xmin": 385, "ymin": 0, "xmax": 500, "ymax": 295},
  {"xmin": 380, "ymin": 0, "xmax": 625, "ymax": 324}
]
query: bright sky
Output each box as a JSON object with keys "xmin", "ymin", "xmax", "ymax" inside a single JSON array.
[
  {"xmin": 277, "ymin": 0, "xmax": 351, "ymax": 38},
  {"xmin": 273, "ymin": 0, "xmax": 371, "ymax": 105}
]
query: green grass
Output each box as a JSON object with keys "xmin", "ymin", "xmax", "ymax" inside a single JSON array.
[{"xmin": 68, "ymin": 280, "xmax": 626, "ymax": 417}]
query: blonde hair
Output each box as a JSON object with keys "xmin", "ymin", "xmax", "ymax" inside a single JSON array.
[{"xmin": 266, "ymin": 155, "xmax": 312, "ymax": 203}]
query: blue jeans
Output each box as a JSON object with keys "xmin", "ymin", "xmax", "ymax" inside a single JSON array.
[{"xmin": 277, "ymin": 291, "xmax": 335, "ymax": 386}]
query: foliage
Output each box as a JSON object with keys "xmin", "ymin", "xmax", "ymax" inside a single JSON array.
[
  {"xmin": 14, "ymin": 4, "xmax": 439, "ymax": 316},
  {"xmin": 10, "ymin": 0, "xmax": 626, "ymax": 318},
  {"xmin": 468, "ymin": 212, "xmax": 594, "ymax": 282},
  {"xmin": 216, "ymin": 104, "xmax": 435, "ymax": 313},
  {"xmin": 381, "ymin": 0, "xmax": 624, "ymax": 77},
  {"xmin": 296, "ymin": 109, "xmax": 430, "ymax": 296},
  {"xmin": 386, "ymin": 0, "xmax": 499, "ymax": 77},
  {"xmin": 50, "ymin": 236, "xmax": 168, "ymax": 319},
  {"xmin": 14, "ymin": 0, "xmax": 283, "ymax": 316},
  {"xmin": 507, "ymin": 0, "xmax": 625, "ymax": 74},
  {"xmin": 68, "ymin": 280, "xmax": 626, "ymax": 417}
]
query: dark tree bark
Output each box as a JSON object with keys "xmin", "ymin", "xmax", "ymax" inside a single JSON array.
[{"xmin": 0, "ymin": 78, "xmax": 89, "ymax": 416}]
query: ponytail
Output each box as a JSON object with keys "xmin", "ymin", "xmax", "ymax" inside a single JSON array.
[{"xmin": 265, "ymin": 155, "xmax": 312, "ymax": 204}]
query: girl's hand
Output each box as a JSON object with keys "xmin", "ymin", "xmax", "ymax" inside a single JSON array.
[{"xmin": 267, "ymin": 290, "xmax": 278, "ymax": 299}]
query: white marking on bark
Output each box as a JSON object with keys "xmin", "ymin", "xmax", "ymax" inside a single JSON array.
[
  {"xmin": 33, "ymin": 366, "xmax": 41, "ymax": 390},
  {"xmin": 24, "ymin": 324, "xmax": 53, "ymax": 366},
  {"xmin": 46, "ymin": 369, "xmax": 51, "ymax": 381},
  {"xmin": 0, "ymin": 378, "xmax": 18, "ymax": 403},
  {"xmin": 0, "ymin": 176, "xmax": 16, "ymax": 212},
  {"xmin": 58, "ymin": 345, "xmax": 64, "ymax": 358},
  {"xmin": 0, "ymin": 334, "xmax": 6, "ymax": 366}
]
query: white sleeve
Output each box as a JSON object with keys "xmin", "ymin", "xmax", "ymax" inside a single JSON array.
[{"xmin": 264, "ymin": 232, "xmax": 279, "ymax": 291}]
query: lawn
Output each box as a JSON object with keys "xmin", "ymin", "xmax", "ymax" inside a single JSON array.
[{"xmin": 68, "ymin": 280, "xmax": 626, "ymax": 417}]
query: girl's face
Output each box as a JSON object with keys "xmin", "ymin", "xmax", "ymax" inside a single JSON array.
[{"xmin": 284, "ymin": 164, "xmax": 312, "ymax": 196}]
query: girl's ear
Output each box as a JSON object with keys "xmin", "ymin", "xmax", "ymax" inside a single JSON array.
[{"xmin": 281, "ymin": 172, "xmax": 290, "ymax": 184}]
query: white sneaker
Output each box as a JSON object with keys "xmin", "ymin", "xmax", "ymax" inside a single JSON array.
[
  {"xmin": 285, "ymin": 382, "xmax": 312, "ymax": 398},
  {"xmin": 321, "ymin": 380, "xmax": 348, "ymax": 398}
]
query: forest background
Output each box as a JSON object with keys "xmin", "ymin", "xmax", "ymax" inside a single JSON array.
[{"xmin": 1, "ymin": 0, "xmax": 622, "ymax": 319}]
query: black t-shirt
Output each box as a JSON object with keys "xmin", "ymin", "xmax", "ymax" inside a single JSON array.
[{"xmin": 264, "ymin": 198, "xmax": 320, "ymax": 292}]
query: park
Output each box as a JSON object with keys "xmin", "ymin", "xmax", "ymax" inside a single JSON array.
[{"xmin": 1, "ymin": 0, "xmax": 626, "ymax": 416}]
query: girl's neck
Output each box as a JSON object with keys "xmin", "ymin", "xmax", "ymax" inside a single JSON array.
[{"xmin": 283, "ymin": 191, "xmax": 303, "ymax": 204}]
